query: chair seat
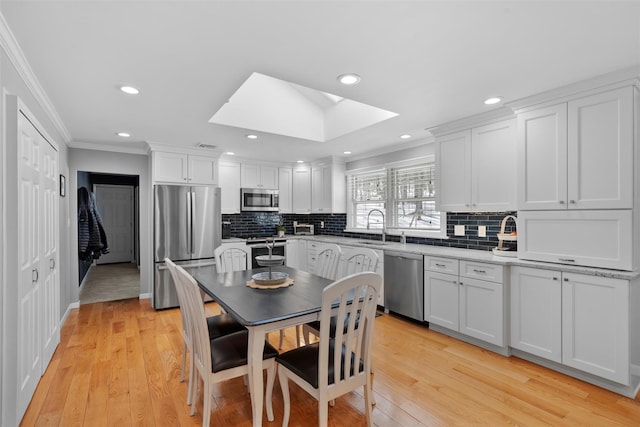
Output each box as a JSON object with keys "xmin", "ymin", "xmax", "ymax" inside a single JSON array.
[
  {"xmin": 211, "ymin": 330, "xmax": 279, "ymax": 373},
  {"xmin": 276, "ymin": 340, "xmax": 363, "ymax": 388},
  {"xmin": 207, "ymin": 313, "xmax": 245, "ymax": 339}
]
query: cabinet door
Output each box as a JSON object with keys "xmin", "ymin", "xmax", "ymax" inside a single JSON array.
[
  {"xmin": 188, "ymin": 155, "xmax": 217, "ymax": 185},
  {"xmin": 567, "ymin": 87, "xmax": 633, "ymax": 209},
  {"xmin": 278, "ymin": 168, "xmax": 292, "ymax": 213},
  {"xmin": 154, "ymin": 152, "xmax": 188, "ymax": 183},
  {"xmin": 471, "ymin": 119, "xmax": 516, "ymax": 211},
  {"xmin": 518, "ymin": 210, "xmax": 633, "ymax": 271},
  {"xmin": 459, "ymin": 277, "xmax": 504, "ymax": 346},
  {"xmin": 285, "ymin": 240, "xmax": 298, "ymax": 268},
  {"xmin": 219, "ymin": 161, "xmax": 241, "ymax": 214},
  {"xmin": 510, "ymin": 267, "xmax": 562, "ymax": 362},
  {"xmin": 311, "ymin": 165, "xmax": 331, "ymax": 213},
  {"xmin": 436, "ymin": 130, "xmax": 471, "ymax": 211},
  {"xmin": 424, "ymin": 270, "xmax": 459, "ymax": 329},
  {"xmin": 292, "ymin": 166, "xmax": 311, "ymax": 213},
  {"xmin": 241, "ymin": 164, "xmax": 260, "ymax": 188},
  {"xmin": 297, "ymin": 239, "xmax": 308, "ymax": 271},
  {"xmin": 260, "ymin": 165, "xmax": 279, "ymax": 189},
  {"xmin": 517, "ymin": 104, "xmax": 568, "ymax": 210},
  {"xmin": 562, "ymin": 273, "xmax": 629, "ymax": 384}
]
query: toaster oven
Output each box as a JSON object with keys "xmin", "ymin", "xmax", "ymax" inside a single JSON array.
[{"xmin": 294, "ymin": 223, "xmax": 314, "ymax": 235}]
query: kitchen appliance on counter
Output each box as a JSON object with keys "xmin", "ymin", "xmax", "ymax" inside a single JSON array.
[
  {"xmin": 293, "ymin": 223, "xmax": 314, "ymax": 235},
  {"xmin": 241, "ymin": 188, "xmax": 279, "ymax": 212},
  {"xmin": 222, "ymin": 220, "xmax": 231, "ymax": 239},
  {"xmin": 493, "ymin": 214, "xmax": 518, "ymax": 257},
  {"xmin": 246, "ymin": 237, "xmax": 286, "ymax": 269},
  {"xmin": 384, "ymin": 250, "xmax": 424, "ymax": 321},
  {"xmin": 153, "ymin": 185, "xmax": 221, "ymax": 309}
]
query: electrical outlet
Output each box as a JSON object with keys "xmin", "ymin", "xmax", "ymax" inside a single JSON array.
[
  {"xmin": 320, "ymin": 221, "xmax": 324, "ymax": 228},
  {"xmin": 454, "ymin": 225, "xmax": 465, "ymax": 236},
  {"xmin": 478, "ymin": 225, "xmax": 486, "ymax": 238}
]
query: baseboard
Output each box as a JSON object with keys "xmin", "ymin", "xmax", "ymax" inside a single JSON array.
[{"xmin": 139, "ymin": 293, "xmax": 152, "ymax": 300}]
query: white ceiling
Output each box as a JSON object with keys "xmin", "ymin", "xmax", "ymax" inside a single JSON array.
[{"xmin": 2, "ymin": 1, "xmax": 639, "ymax": 164}]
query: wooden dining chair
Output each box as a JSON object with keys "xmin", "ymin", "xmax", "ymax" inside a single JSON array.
[
  {"xmin": 274, "ymin": 272, "xmax": 381, "ymax": 427},
  {"xmin": 214, "ymin": 242, "xmax": 251, "ymax": 273},
  {"xmin": 174, "ymin": 263, "xmax": 279, "ymax": 427},
  {"xmin": 164, "ymin": 258, "xmax": 245, "ymax": 406},
  {"xmin": 302, "ymin": 247, "xmax": 379, "ymax": 344}
]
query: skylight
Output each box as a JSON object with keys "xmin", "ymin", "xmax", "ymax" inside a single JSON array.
[{"xmin": 209, "ymin": 72, "xmax": 398, "ymax": 142}]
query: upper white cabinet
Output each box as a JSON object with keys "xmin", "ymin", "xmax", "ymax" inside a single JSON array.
[
  {"xmin": 219, "ymin": 161, "xmax": 241, "ymax": 214},
  {"xmin": 278, "ymin": 167, "xmax": 293, "ymax": 213},
  {"xmin": 292, "ymin": 165, "xmax": 312, "ymax": 213},
  {"xmin": 436, "ymin": 118, "xmax": 516, "ymax": 212},
  {"xmin": 517, "ymin": 86, "xmax": 634, "ymax": 210},
  {"xmin": 241, "ymin": 163, "xmax": 278, "ymax": 189},
  {"xmin": 152, "ymin": 151, "xmax": 218, "ymax": 185},
  {"xmin": 311, "ymin": 159, "xmax": 346, "ymax": 213}
]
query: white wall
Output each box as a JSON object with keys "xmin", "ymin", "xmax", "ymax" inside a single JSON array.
[
  {"xmin": 346, "ymin": 138, "xmax": 435, "ymax": 171},
  {"xmin": 68, "ymin": 148, "xmax": 151, "ymax": 301},
  {"xmin": 1, "ymin": 47, "xmax": 69, "ymax": 427}
]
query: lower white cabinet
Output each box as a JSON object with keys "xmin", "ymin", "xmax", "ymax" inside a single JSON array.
[
  {"xmin": 511, "ymin": 266, "xmax": 630, "ymax": 385},
  {"xmin": 424, "ymin": 256, "xmax": 505, "ymax": 347}
]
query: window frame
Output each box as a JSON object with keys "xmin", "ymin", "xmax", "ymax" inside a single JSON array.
[{"xmin": 345, "ymin": 157, "xmax": 447, "ymax": 239}]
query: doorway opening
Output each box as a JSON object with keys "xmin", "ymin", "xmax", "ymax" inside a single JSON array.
[{"xmin": 77, "ymin": 171, "xmax": 140, "ymax": 304}]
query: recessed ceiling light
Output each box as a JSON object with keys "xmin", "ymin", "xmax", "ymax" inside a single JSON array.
[
  {"xmin": 120, "ymin": 86, "xmax": 139, "ymax": 95},
  {"xmin": 400, "ymin": 134, "xmax": 412, "ymax": 139},
  {"xmin": 226, "ymin": 152, "xmax": 235, "ymax": 156},
  {"xmin": 343, "ymin": 151, "xmax": 352, "ymax": 155},
  {"xmin": 484, "ymin": 96, "xmax": 502, "ymax": 105},
  {"xmin": 116, "ymin": 132, "xmax": 130, "ymax": 137},
  {"xmin": 246, "ymin": 134, "xmax": 258, "ymax": 139},
  {"xmin": 297, "ymin": 160, "xmax": 304, "ymax": 163},
  {"xmin": 337, "ymin": 73, "xmax": 361, "ymax": 85}
]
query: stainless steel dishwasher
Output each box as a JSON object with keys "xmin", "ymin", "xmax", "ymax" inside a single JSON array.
[{"xmin": 384, "ymin": 250, "xmax": 424, "ymax": 321}]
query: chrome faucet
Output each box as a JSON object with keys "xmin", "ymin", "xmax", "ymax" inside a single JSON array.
[{"xmin": 366, "ymin": 209, "xmax": 386, "ymax": 243}]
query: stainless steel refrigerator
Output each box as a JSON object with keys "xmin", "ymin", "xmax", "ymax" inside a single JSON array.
[{"xmin": 153, "ymin": 184, "xmax": 221, "ymax": 309}]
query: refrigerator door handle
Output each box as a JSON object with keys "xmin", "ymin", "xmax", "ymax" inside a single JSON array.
[
  {"xmin": 191, "ymin": 190, "xmax": 196, "ymax": 255},
  {"xmin": 186, "ymin": 190, "xmax": 193, "ymax": 256}
]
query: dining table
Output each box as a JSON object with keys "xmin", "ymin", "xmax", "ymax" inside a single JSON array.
[{"xmin": 188, "ymin": 265, "xmax": 334, "ymax": 427}]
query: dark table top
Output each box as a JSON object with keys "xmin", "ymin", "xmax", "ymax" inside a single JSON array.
[{"xmin": 188, "ymin": 266, "xmax": 333, "ymax": 327}]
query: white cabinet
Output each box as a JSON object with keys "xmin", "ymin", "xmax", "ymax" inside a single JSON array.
[
  {"xmin": 219, "ymin": 161, "xmax": 241, "ymax": 214},
  {"xmin": 278, "ymin": 167, "xmax": 293, "ymax": 213},
  {"xmin": 311, "ymin": 160, "xmax": 346, "ymax": 213},
  {"xmin": 517, "ymin": 87, "xmax": 634, "ymax": 210},
  {"xmin": 518, "ymin": 210, "xmax": 634, "ymax": 271},
  {"xmin": 436, "ymin": 118, "xmax": 516, "ymax": 212},
  {"xmin": 510, "ymin": 266, "xmax": 631, "ymax": 385},
  {"xmin": 241, "ymin": 163, "xmax": 278, "ymax": 189},
  {"xmin": 152, "ymin": 151, "xmax": 218, "ymax": 185},
  {"xmin": 292, "ymin": 165, "xmax": 311, "ymax": 213},
  {"xmin": 510, "ymin": 267, "xmax": 562, "ymax": 363},
  {"xmin": 424, "ymin": 256, "xmax": 505, "ymax": 346}
]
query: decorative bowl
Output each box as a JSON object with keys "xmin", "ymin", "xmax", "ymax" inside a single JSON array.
[
  {"xmin": 255, "ymin": 255, "xmax": 286, "ymax": 267},
  {"xmin": 251, "ymin": 271, "xmax": 289, "ymax": 285}
]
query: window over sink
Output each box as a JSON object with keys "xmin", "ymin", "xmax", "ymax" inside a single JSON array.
[{"xmin": 346, "ymin": 157, "xmax": 446, "ymax": 238}]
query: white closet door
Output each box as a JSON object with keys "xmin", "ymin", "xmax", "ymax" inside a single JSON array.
[
  {"xmin": 17, "ymin": 112, "xmax": 60, "ymax": 419},
  {"xmin": 17, "ymin": 113, "xmax": 43, "ymax": 418}
]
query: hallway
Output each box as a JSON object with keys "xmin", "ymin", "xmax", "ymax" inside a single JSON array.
[{"xmin": 79, "ymin": 263, "xmax": 140, "ymax": 304}]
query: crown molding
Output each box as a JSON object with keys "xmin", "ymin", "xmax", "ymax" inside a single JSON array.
[
  {"xmin": 68, "ymin": 140, "xmax": 149, "ymax": 156},
  {"xmin": 506, "ymin": 66, "xmax": 640, "ymax": 113},
  {"xmin": 145, "ymin": 141, "xmax": 222, "ymax": 157},
  {"xmin": 0, "ymin": 12, "xmax": 72, "ymax": 144},
  {"xmin": 426, "ymin": 107, "xmax": 514, "ymax": 137}
]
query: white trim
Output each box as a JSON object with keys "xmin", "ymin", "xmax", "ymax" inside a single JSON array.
[
  {"xmin": 139, "ymin": 293, "xmax": 152, "ymax": 300},
  {"xmin": 0, "ymin": 11, "xmax": 72, "ymax": 144},
  {"xmin": 69, "ymin": 140, "xmax": 149, "ymax": 155},
  {"xmin": 346, "ymin": 155, "xmax": 435, "ymax": 176}
]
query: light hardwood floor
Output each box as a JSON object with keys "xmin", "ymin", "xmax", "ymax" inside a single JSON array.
[{"xmin": 21, "ymin": 298, "xmax": 640, "ymax": 426}]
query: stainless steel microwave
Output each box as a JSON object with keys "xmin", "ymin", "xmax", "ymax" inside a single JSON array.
[{"xmin": 240, "ymin": 188, "xmax": 279, "ymax": 212}]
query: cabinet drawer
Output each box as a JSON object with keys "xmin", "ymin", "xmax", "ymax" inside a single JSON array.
[
  {"xmin": 460, "ymin": 261, "xmax": 503, "ymax": 283},
  {"xmin": 424, "ymin": 256, "xmax": 459, "ymax": 275}
]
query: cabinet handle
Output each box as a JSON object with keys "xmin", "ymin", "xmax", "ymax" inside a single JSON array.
[
  {"xmin": 552, "ymin": 277, "xmax": 558, "ymax": 281},
  {"xmin": 569, "ymin": 200, "xmax": 576, "ymax": 204},
  {"xmin": 32, "ymin": 268, "xmax": 39, "ymax": 283},
  {"xmin": 558, "ymin": 258, "xmax": 575, "ymax": 263},
  {"xmin": 465, "ymin": 204, "xmax": 470, "ymax": 207},
  {"xmin": 459, "ymin": 281, "xmax": 463, "ymax": 286},
  {"xmin": 50, "ymin": 258, "xmax": 55, "ymax": 269},
  {"xmin": 564, "ymin": 278, "xmax": 569, "ymax": 282},
  {"xmin": 472, "ymin": 269, "xmax": 486, "ymax": 274},
  {"xmin": 435, "ymin": 263, "xmax": 446, "ymax": 267},
  {"xmin": 559, "ymin": 200, "xmax": 565, "ymax": 204}
]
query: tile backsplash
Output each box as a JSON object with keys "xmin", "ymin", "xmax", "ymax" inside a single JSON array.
[{"xmin": 223, "ymin": 211, "xmax": 517, "ymax": 251}]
